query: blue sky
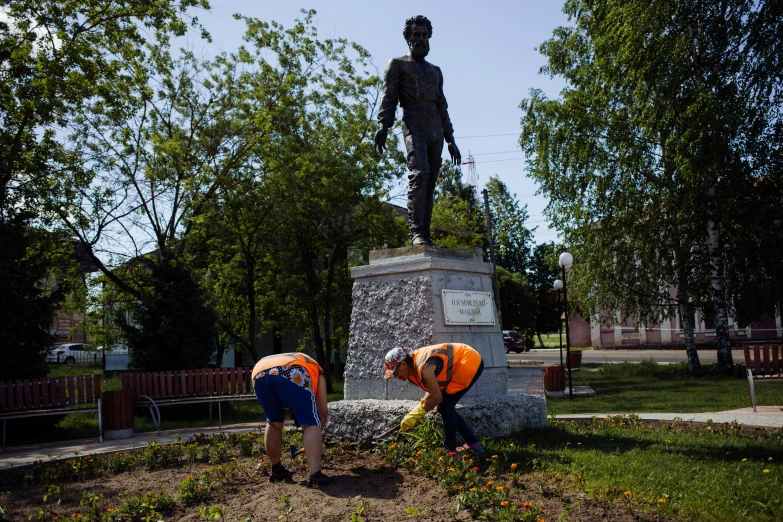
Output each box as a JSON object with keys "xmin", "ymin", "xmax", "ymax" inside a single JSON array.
[{"xmin": 195, "ymin": 0, "xmax": 572, "ymax": 245}]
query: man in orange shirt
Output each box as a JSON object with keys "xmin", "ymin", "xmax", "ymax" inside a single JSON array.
[
  {"xmin": 384, "ymin": 343, "xmax": 484, "ymax": 452},
  {"xmin": 252, "ymin": 352, "xmax": 335, "ymax": 487}
]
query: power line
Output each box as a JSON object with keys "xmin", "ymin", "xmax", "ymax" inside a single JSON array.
[
  {"xmin": 470, "ymin": 149, "xmax": 520, "ymax": 156},
  {"xmin": 469, "ymin": 157, "xmax": 526, "ymax": 164},
  {"xmin": 454, "ymin": 133, "xmax": 519, "ymax": 138}
]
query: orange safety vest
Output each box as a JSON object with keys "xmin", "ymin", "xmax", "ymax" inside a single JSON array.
[
  {"xmin": 252, "ymin": 353, "xmax": 323, "ymax": 396},
  {"xmin": 409, "ymin": 343, "xmax": 482, "ymax": 394}
]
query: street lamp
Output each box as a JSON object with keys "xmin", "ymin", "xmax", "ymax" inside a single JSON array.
[
  {"xmin": 559, "ymin": 252, "xmax": 574, "ymax": 400},
  {"xmin": 553, "ymin": 279, "xmax": 564, "ymax": 365}
]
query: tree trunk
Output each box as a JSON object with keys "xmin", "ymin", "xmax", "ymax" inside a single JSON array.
[
  {"xmin": 706, "ymin": 186, "xmax": 734, "ymax": 373},
  {"xmin": 678, "ymin": 299, "xmax": 701, "ymax": 375},
  {"xmin": 273, "ymin": 326, "xmax": 282, "ymax": 355},
  {"xmin": 246, "ymin": 266, "xmax": 260, "ymax": 362},
  {"xmin": 537, "ymin": 332, "xmax": 545, "ymax": 348}
]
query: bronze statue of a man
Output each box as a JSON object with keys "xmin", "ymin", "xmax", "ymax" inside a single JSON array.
[{"xmin": 374, "ymin": 15, "xmax": 461, "ymax": 246}]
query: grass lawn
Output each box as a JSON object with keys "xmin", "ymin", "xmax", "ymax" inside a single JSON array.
[
  {"xmin": 536, "ymin": 331, "xmax": 590, "ymax": 350},
  {"xmin": 547, "ymin": 361, "xmax": 783, "ymax": 415}
]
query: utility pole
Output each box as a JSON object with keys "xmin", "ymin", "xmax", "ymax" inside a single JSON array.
[{"xmin": 482, "ymin": 189, "xmax": 501, "ymax": 319}]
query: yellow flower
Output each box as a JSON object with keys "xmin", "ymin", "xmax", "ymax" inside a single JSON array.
[
  {"xmin": 500, "ymin": 501, "xmax": 509, "ymax": 506},
  {"xmin": 624, "ymin": 491, "xmax": 631, "ymax": 497},
  {"xmin": 438, "ymin": 456, "xmax": 444, "ymax": 462},
  {"xmin": 469, "ymin": 488, "xmax": 478, "ymax": 492},
  {"xmin": 446, "ymin": 467, "xmax": 455, "ymax": 472},
  {"xmin": 509, "ymin": 443, "xmax": 515, "ymax": 447},
  {"xmin": 658, "ymin": 498, "xmax": 667, "ymax": 503},
  {"xmin": 763, "ymin": 469, "xmax": 770, "ymax": 473},
  {"xmin": 742, "ymin": 458, "xmax": 747, "ymax": 462}
]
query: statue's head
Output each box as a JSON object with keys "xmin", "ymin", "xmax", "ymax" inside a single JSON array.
[{"xmin": 403, "ymin": 15, "xmax": 432, "ymax": 61}]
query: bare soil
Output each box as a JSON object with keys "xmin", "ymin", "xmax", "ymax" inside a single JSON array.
[{"xmin": 1, "ymin": 447, "xmax": 673, "ymax": 521}]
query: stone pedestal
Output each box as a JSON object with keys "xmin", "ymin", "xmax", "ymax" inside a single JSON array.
[{"xmin": 325, "ymin": 246, "xmax": 546, "ymax": 441}]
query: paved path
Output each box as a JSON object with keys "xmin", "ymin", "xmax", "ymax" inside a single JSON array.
[
  {"xmin": 507, "ymin": 348, "xmax": 749, "ymax": 365},
  {"xmin": 554, "ymin": 406, "xmax": 783, "ymax": 428},
  {"xmin": 0, "ymin": 422, "xmax": 266, "ymax": 471}
]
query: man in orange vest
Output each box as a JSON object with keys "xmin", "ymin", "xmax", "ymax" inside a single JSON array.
[
  {"xmin": 252, "ymin": 352, "xmax": 335, "ymax": 487},
  {"xmin": 384, "ymin": 343, "xmax": 485, "ymax": 452}
]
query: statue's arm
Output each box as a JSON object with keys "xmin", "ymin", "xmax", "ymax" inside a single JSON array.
[
  {"xmin": 437, "ymin": 68, "xmax": 460, "ymax": 165},
  {"xmin": 377, "ymin": 59, "xmax": 401, "ymax": 130},
  {"xmin": 375, "ymin": 59, "xmax": 400, "ymax": 154}
]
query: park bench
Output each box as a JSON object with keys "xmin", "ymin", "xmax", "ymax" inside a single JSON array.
[
  {"xmin": 742, "ymin": 343, "xmax": 783, "ymax": 412},
  {"xmin": 0, "ymin": 375, "xmax": 102, "ymax": 450},
  {"xmin": 120, "ymin": 367, "xmax": 257, "ymax": 434}
]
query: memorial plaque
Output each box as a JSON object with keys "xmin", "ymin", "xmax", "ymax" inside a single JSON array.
[{"xmin": 441, "ymin": 290, "xmax": 496, "ymax": 325}]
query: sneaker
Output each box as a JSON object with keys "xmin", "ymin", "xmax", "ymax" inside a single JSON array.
[
  {"xmin": 269, "ymin": 467, "xmax": 294, "ymax": 483},
  {"xmin": 305, "ymin": 470, "xmax": 335, "ymax": 488},
  {"xmin": 456, "ymin": 442, "xmax": 484, "ymax": 453}
]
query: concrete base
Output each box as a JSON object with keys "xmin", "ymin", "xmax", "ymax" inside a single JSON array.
[
  {"xmin": 325, "ymin": 394, "xmax": 547, "ymax": 444},
  {"xmin": 104, "ymin": 428, "xmax": 133, "ymax": 440},
  {"xmin": 345, "ymin": 246, "xmax": 509, "ymax": 400}
]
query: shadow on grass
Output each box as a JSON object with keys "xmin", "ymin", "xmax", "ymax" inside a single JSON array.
[{"xmin": 498, "ymin": 422, "xmax": 783, "ymax": 470}]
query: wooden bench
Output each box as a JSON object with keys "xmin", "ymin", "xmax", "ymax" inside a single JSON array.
[
  {"xmin": 120, "ymin": 367, "xmax": 257, "ymax": 434},
  {"xmin": 0, "ymin": 375, "xmax": 102, "ymax": 450},
  {"xmin": 742, "ymin": 343, "xmax": 783, "ymax": 412}
]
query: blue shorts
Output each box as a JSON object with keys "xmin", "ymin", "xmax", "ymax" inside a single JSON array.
[{"xmin": 253, "ymin": 374, "xmax": 321, "ymax": 428}]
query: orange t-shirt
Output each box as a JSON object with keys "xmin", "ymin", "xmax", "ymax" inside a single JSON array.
[{"xmin": 252, "ymin": 353, "xmax": 323, "ymax": 396}]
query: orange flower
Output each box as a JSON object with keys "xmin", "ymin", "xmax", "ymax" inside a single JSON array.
[
  {"xmin": 447, "ymin": 451, "xmax": 456, "ymax": 457},
  {"xmin": 657, "ymin": 498, "xmax": 667, "ymax": 504},
  {"xmin": 496, "ymin": 485, "xmax": 508, "ymax": 491},
  {"xmin": 438, "ymin": 457, "xmax": 444, "ymax": 462},
  {"xmin": 624, "ymin": 491, "xmax": 631, "ymax": 497},
  {"xmin": 491, "ymin": 455, "xmax": 499, "ymax": 459},
  {"xmin": 446, "ymin": 467, "xmax": 455, "ymax": 472},
  {"xmin": 486, "ymin": 481, "xmax": 494, "ymax": 486},
  {"xmin": 481, "ymin": 487, "xmax": 488, "ymax": 492},
  {"xmin": 511, "ymin": 463, "xmax": 518, "ymax": 469},
  {"xmin": 500, "ymin": 501, "xmax": 509, "ymax": 506},
  {"xmin": 462, "ymin": 455, "xmax": 471, "ymax": 460},
  {"xmin": 471, "ymin": 466, "xmax": 479, "ymax": 472},
  {"xmin": 458, "ymin": 485, "xmax": 464, "ymax": 490},
  {"xmin": 522, "ymin": 502, "xmax": 533, "ymax": 509},
  {"xmin": 416, "ymin": 451, "xmax": 423, "ymax": 457}
]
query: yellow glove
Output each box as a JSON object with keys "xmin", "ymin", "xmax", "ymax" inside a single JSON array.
[{"xmin": 400, "ymin": 400, "xmax": 427, "ymax": 432}]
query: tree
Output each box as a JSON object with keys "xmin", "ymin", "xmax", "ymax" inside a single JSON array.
[
  {"xmin": 485, "ymin": 176, "xmax": 533, "ymax": 274},
  {"xmin": 118, "ymin": 259, "xmax": 217, "ymax": 371},
  {"xmin": 528, "ymin": 243, "xmax": 563, "ymax": 348},
  {"xmin": 496, "ymin": 266, "xmax": 536, "ymax": 334},
  {"xmin": 222, "ymin": 11, "xmax": 406, "ymax": 390},
  {"xmin": 0, "ymin": 223, "xmax": 73, "ymax": 379},
  {"xmin": 521, "ymin": 0, "xmax": 782, "ymax": 374},
  {"xmin": 0, "ymin": 0, "xmax": 209, "ymax": 377},
  {"xmin": 431, "ymin": 161, "xmax": 485, "ymax": 250}
]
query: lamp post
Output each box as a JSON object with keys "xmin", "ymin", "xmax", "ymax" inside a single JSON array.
[
  {"xmin": 553, "ymin": 279, "xmax": 564, "ymax": 366},
  {"xmin": 559, "ymin": 252, "xmax": 574, "ymax": 400}
]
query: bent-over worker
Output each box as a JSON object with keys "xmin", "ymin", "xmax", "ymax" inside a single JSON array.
[
  {"xmin": 384, "ymin": 343, "xmax": 484, "ymax": 452},
  {"xmin": 252, "ymin": 352, "xmax": 334, "ymax": 487}
]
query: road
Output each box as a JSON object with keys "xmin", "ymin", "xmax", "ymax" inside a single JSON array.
[{"xmin": 506, "ymin": 348, "xmax": 747, "ymax": 365}]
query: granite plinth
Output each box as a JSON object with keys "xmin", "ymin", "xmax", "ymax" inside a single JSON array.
[
  {"xmin": 345, "ymin": 247, "xmax": 509, "ymax": 400},
  {"xmin": 325, "ymin": 395, "xmax": 547, "ymax": 444}
]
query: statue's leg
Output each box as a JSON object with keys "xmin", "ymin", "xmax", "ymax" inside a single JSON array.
[
  {"xmin": 406, "ymin": 133, "xmax": 432, "ymax": 246},
  {"xmin": 422, "ymin": 136, "xmax": 445, "ymax": 244}
]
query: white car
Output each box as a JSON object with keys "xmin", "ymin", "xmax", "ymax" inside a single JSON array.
[{"xmin": 46, "ymin": 343, "xmax": 93, "ymax": 364}]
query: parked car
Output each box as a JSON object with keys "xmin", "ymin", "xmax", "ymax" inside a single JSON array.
[
  {"xmin": 45, "ymin": 343, "xmax": 93, "ymax": 364},
  {"xmin": 502, "ymin": 330, "xmax": 526, "ymax": 353}
]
